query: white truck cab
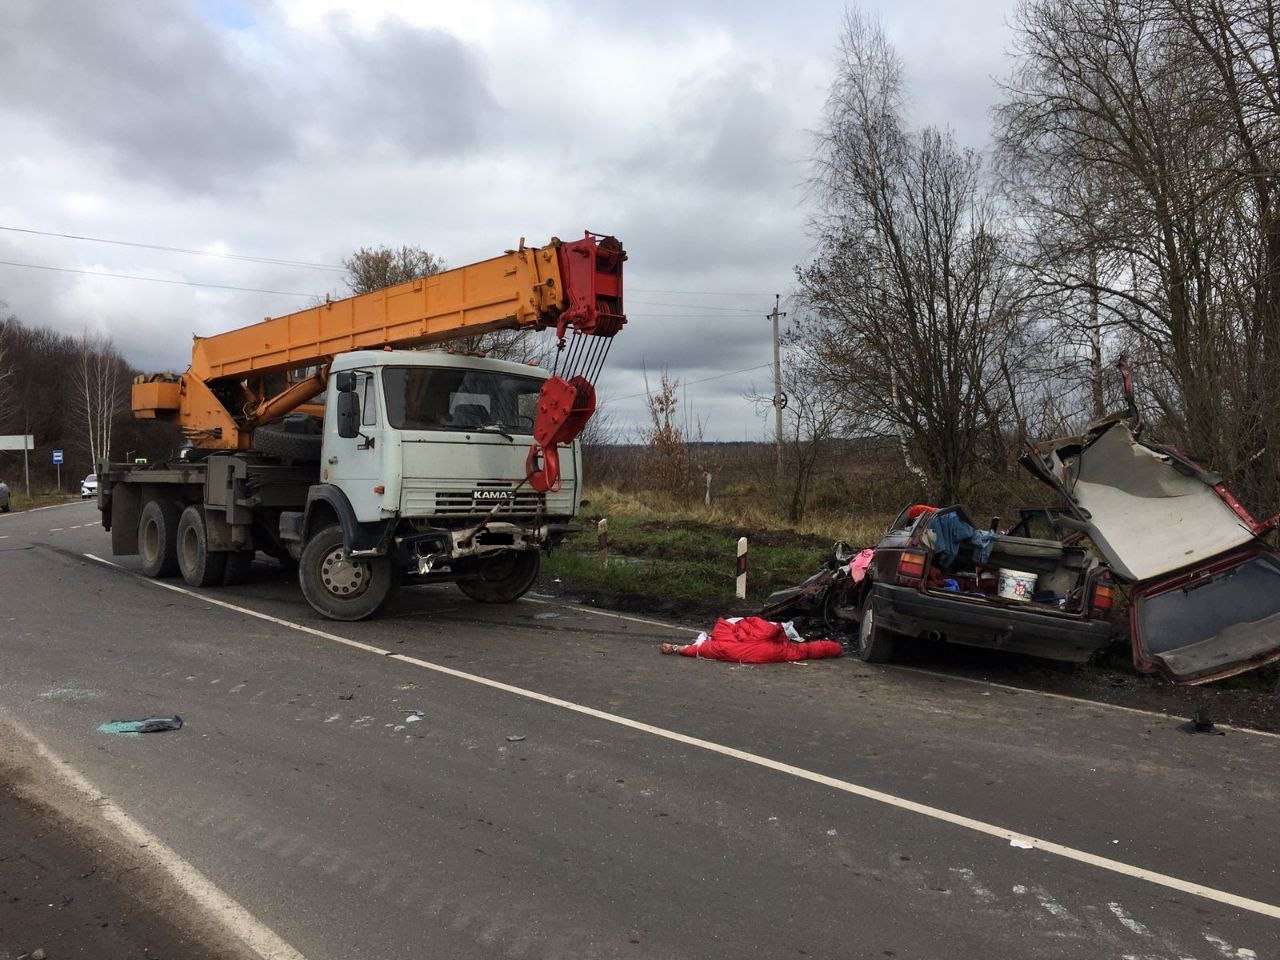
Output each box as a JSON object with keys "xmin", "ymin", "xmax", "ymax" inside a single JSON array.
[{"xmin": 286, "ymin": 350, "xmax": 582, "ymax": 620}]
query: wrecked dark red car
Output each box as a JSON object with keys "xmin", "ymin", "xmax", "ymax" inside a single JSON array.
[{"xmin": 765, "ymin": 416, "xmax": 1280, "ymax": 685}]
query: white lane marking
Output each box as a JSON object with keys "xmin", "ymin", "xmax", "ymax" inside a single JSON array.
[
  {"xmin": 1108, "ymin": 902, "xmax": 1151, "ymax": 937},
  {"xmin": 3, "ymin": 715, "xmax": 306, "ymax": 960},
  {"xmin": 49, "ymin": 527, "xmax": 64, "ymax": 532},
  {"xmin": 524, "ymin": 596, "xmax": 700, "ymax": 633},
  {"xmin": 2, "ymin": 500, "xmax": 86, "ymax": 515},
  {"xmin": 531, "ymin": 598, "xmax": 1280, "ymax": 741},
  {"xmin": 80, "ymin": 553, "xmax": 1280, "ymax": 921}
]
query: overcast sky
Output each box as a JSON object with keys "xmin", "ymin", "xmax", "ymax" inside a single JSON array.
[{"xmin": 0, "ymin": 0, "xmax": 1013, "ymax": 440}]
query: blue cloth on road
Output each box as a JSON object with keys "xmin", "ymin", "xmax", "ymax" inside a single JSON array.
[{"xmin": 932, "ymin": 512, "xmax": 997, "ymax": 569}]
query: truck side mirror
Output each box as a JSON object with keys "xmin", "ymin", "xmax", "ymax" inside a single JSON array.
[
  {"xmin": 334, "ymin": 370, "xmax": 356, "ymax": 393},
  {"xmin": 336, "ymin": 391, "xmax": 361, "ymax": 438}
]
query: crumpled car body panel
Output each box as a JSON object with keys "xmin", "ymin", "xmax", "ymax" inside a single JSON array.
[{"xmin": 1023, "ymin": 417, "xmax": 1280, "ymax": 683}]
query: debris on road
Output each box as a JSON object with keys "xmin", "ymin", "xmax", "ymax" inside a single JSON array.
[
  {"xmin": 97, "ymin": 716, "xmax": 183, "ymax": 735},
  {"xmin": 660, "ymin": 617, "xmax": 843, "ymax": 663},
  {"xmin": 1181, "ymin": 709, "xmax": 1225, "ymax": 736},
  {"xmin": 506, "ymin": 735, "xmax": 526, "ymax": 742}
]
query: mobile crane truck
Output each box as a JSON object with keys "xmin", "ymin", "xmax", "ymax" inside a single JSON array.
[{"xmin": 97, "ymin": 232, "xmax": 625, "ymax": 621}]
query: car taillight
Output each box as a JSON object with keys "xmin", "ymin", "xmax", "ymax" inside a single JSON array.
[
  {"xmin": 896, "ymin": 549, "xmax": 927, "ymax": 586},
  {"xmin": 1090, "ymin": 576, "xmax": 1115, "ymax": 618}
]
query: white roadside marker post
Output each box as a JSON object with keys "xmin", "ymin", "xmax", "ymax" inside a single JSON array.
[
  {"xmin": 598, "ymin": 518, "xmax": 609, "ymax": 566},
  {"xmin": 735, "ymin": 536, "xmax": 748, "ymax": 600}
]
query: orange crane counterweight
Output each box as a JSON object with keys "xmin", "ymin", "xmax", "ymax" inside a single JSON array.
[{"xmin": 133, "ymin": 232, "xmax": 626, "ymax": 492}]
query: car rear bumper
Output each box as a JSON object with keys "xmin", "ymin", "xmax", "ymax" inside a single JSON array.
[{"xmin": 872, "ymin": 583, "xmax": 1115, "ymax": 663}]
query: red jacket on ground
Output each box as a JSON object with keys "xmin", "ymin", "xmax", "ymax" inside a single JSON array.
[{"xmin": 678, "ymin": 617, "xmax": 843, "ymax": 663}]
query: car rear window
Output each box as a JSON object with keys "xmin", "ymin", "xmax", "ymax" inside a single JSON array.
[{"xmin": 1137, "ymin": 553, "xmax": 1280, "ymax": 655}]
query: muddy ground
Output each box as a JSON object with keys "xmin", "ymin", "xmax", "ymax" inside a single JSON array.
[{"xmin": 535, "ymin": 574, "xmax": 1280, "ymax": 735}]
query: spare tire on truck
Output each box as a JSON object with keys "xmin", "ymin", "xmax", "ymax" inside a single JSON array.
[{"xmin": 253, "ymin": 414, "xmax": 322, "ymax": 462}]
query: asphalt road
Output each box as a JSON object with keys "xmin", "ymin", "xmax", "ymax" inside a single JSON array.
[{"xmin": 1, "ymin": 501, "xmax": 1277, "ymax": 960}]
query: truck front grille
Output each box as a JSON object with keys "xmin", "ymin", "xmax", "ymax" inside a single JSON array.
[{"xmin": 433, "ymin": 489, "xmax": 547, "ymax": 516}]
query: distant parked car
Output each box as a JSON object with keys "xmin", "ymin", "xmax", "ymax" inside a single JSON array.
[
  {"xmin": 81, "ymin": 474, "xmax": 98, "ymax": 500},
  {"xmin": 0, "ymin": 479, "xmax": 10, "ymax": 512}
]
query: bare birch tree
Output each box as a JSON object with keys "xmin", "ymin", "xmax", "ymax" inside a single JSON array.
[
  {"xmin": 72, "ymin": 332, "xmax": 124, "ymax": 468},
  {"xmin": 797, "ymin": 10, "xmax": 1038, "ymax": 503}
]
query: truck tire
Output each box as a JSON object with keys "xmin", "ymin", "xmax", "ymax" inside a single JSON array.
[
  {"xmin": 298, "ymin": 524, "xmax": 398, "ymax": 621},
  {"xmin": 177, "ymin": 505, "xmax": 228, "ymax": 588},
  {"xmin": 253, "ymin": 422, "xmax": 322, "ymax": 462},
  {"xmin": 856, "ymin": 604, "xmax": 898, "ymax": 663},
  {"xmin": 456, "ymin": 550, "xmax": 540, "ymax": 604},
  {"xmin": 138, "ymin": 498, "xmax": 182, "ymax": 578},
  {"xmin": 223, "ymin": 550, "xmax": 255, "ymax": 586}
]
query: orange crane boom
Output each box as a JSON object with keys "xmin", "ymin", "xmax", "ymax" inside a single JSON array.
[{"xmin": 133, "ymin": 232, "xmax": 625, "ymax": 489}]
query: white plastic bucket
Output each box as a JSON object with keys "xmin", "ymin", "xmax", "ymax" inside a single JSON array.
[{"xmin": 997, "ymin": 568, "xmax": 1038, "ymax": 602}]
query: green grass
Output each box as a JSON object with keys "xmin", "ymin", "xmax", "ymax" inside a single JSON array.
[
  {"xmin": 6, "ymin": 488, "xmax": 79, "ymax": 512},
  {"xmin": 544, "ymin": 486, "xmax": 894, "ymax": 605}
]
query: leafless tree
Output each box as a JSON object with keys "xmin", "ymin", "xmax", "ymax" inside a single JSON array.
[
  {"xmin": 72, "ymin": 331, "xmax": 125, "ymax": 468},
  {"xmin": 998, "ymin": 0, "xmax": 1280, "ymax": 511},
  {"xmin": 798, "ymin": 10, "xmax": 1038, "ymax": 503}
]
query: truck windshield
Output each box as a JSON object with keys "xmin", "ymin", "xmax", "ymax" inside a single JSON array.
[{"xmin": 382, "ymin": 366, "xmax": 544, "ymax": 434}]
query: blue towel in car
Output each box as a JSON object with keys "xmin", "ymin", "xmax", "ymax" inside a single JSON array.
[{"xmin": 932, "ymin": 512, "xmax": 997, "ymax": 569}]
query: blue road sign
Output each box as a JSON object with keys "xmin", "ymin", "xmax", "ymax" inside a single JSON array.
[{"xmin": 52, "ymin": 449, "xmax": 63, "ymax": 465}]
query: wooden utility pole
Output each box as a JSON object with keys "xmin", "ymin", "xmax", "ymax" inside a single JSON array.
[{"xmin": 768, "ymin": 294, "xmax": 786, "ymax": 477}]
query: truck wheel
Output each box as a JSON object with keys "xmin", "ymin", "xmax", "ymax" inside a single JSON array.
[
  {"xmin": 177, "ymin": 505, "xmax": 228, "ymax": 587},
  {"xmin": 138, "ymin": 498, "xmax": 182, "ymax": 578},
  {"xmin": 456, "ymin": 551, "xmax": 540, "ymax": 604},
  {"xmin": 223, "ymin": 550, "xmax": 255, "ymax": 586},
  {"xmin": 253, "ymin": 421, "xmax": 322, "ymax": 462},
  {"xmin": 298, "ymin": 525, "xmax": 397, "ymax": 621},
  {"xmin": 856, "ymin": 605, "xmax": 898, "ymax": 663}
]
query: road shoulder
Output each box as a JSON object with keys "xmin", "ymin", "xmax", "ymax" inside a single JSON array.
[{"xmin": 0, "ymin": 722, "xmax": 256, "ymax": 960}]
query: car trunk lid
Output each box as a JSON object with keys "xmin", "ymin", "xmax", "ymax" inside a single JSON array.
[{"xmin": 1022, "ymin": 420, "xmax": 1257, "ymax": 582}]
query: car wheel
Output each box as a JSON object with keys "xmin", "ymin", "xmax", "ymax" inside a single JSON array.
[
  {"xmin": 298, "ymin": 525, "xmax": 398, "ymax": 621},
  {"xmin": 856, "ymin": 604, "xmax": 898, "ymax": 663},
  {"xmin": 177, "ymin": 505, "xmax": 228, "ymax": 588},
  {"xmin": 456, "ymin": 550, "xmax": 540, "ymax": 603},
  {"xmin": 138, "ymin": 498, "xmax": 182, "ymax": 578}
]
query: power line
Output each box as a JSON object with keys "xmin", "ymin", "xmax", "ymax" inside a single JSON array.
[
  {"xmin": 0, "ymin": 259, "xmax": 319, "ymax": 297},
  {"xmin": 630, "ymin": 286, "xmax": 777, "ymax": 297},
  {"xmin": 609, "ymin": 363, "xmax": 774, "ymax": 402},
  {"xmin": 0, "ymin": 225, "xmax": 347, "ymax": 272},
  {"xmin": 0, "ymin": 260, "xmax": 766, "ymax": 315},
  {"xmin": 0, "ymin": 225, "xmax": 788, "ymax": 298},
  {"xmin": 627, "ymin": 298, "xmax": 760, "ymax": 314}
]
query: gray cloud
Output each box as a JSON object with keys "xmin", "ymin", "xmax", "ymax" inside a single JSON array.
[
  {"xmin": 0, "ymin": 1, "xmax": 289, "ymax": 190},
  {"xmin": 0, "ymin": 2, "xmax": 498, "ymax": 191},
  {"xmin": 298, "ymin": 15, "xmax": 498, "ymax": 158}
]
